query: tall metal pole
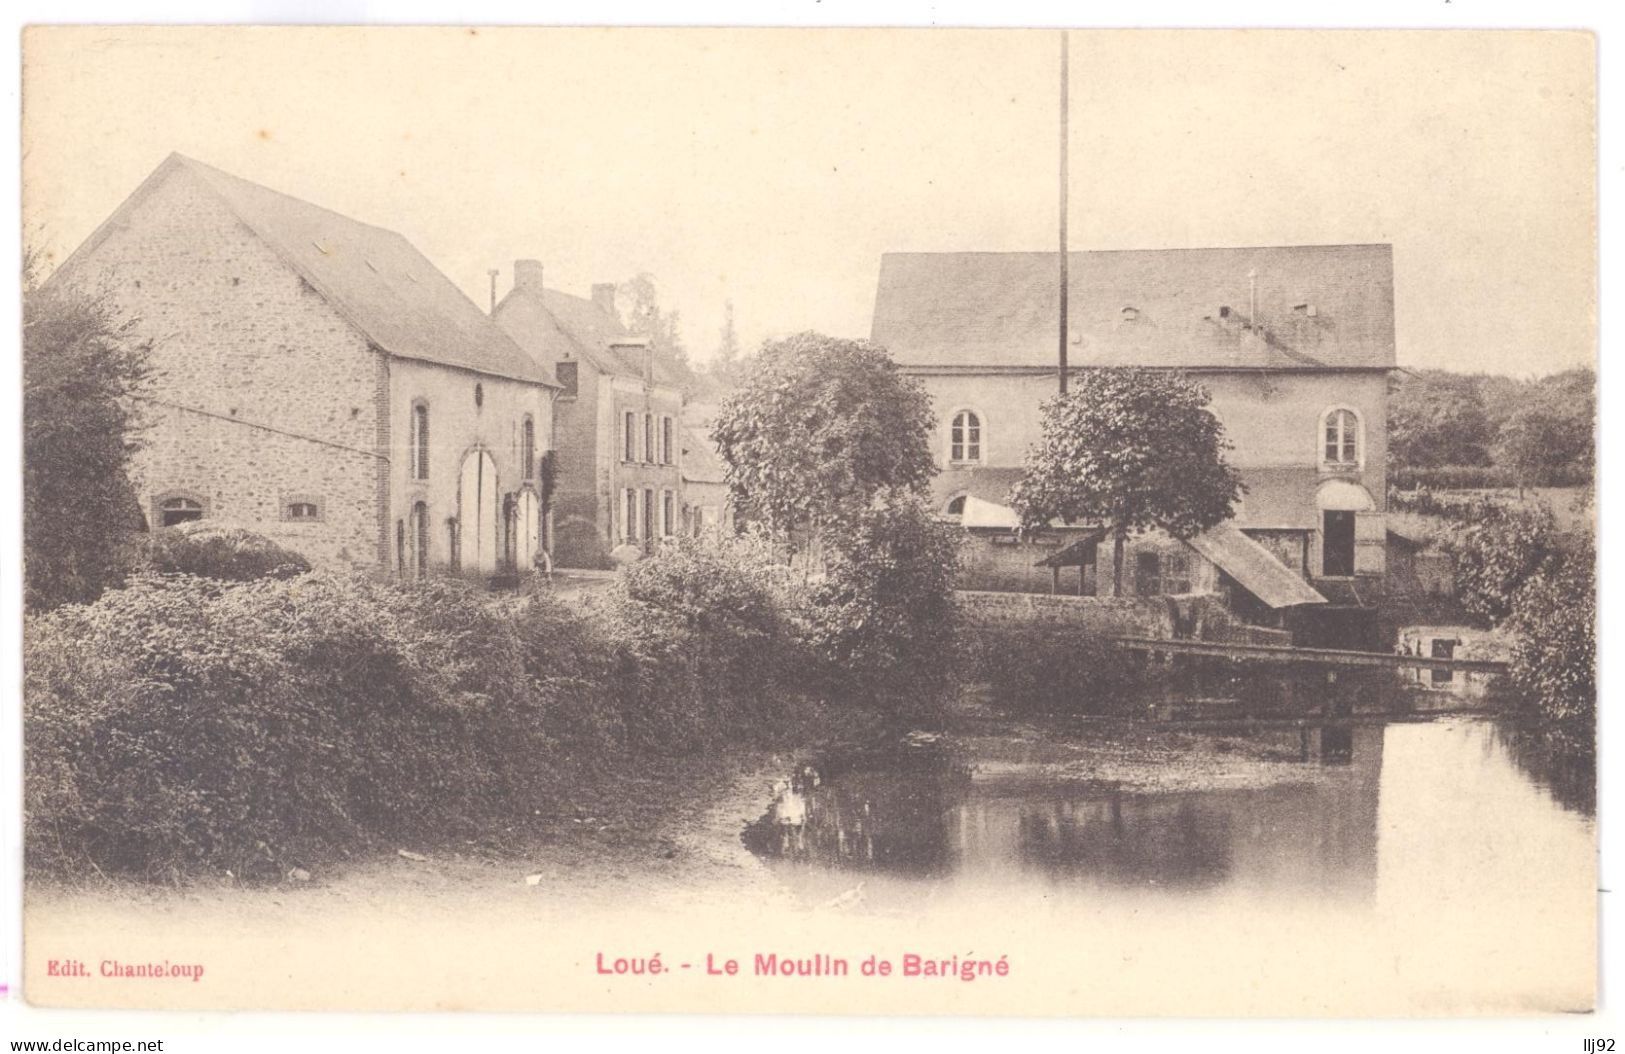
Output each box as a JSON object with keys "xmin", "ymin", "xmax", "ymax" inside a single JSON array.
[{"xmin": 1058, "ymin": 31, "xmax": 1070, "ymax": 396}]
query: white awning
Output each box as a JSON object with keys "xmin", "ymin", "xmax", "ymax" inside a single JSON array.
[{"xmin": 960, "ymin": 495, "xmax": 1022, "ymax": 529}]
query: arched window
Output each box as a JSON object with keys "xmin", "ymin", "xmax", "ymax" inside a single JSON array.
[
  {"xmin": 411, "ymin": 402, "xmax": 430, "ymax": 480},
  {"xmin": 1321, "ymin": 407, "xmax": 1361, "ymax": 467},
  {"xmin": 522, "ymin": 415, "xmax": 536, "ymax": 480},
  {"xmin": 950, "ymin": 410, "xmax": 983, "ymax": 464},
  {"xmin": 411, "ymin": 502, "xmax": 430, "ymax": 578},
  {"xmin": 946, "ymin": 494, "xmax": 968, "ymax": 518}
]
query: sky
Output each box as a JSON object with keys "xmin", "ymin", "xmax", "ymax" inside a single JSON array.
[{"xmin": 22, "ymin": 27, "xmax": 1596, "ymax": 376}]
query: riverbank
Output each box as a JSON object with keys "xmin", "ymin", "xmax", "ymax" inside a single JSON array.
[{"xmin": 26, "ymin": 708, "xmax": 1354, "ymax": 911}]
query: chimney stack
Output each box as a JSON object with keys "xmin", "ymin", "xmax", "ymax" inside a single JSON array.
[
  {"xmin": 513, "ymin": 259, "xmax": 544, "ymax": 294},
  {"xmin": 592, "ymin": 283, "xmax": 618, "ymax": 318}
]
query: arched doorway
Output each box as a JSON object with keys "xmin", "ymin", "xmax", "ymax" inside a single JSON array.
[
  {"xmin": 515, "ymin": 488, "xmax": 541, "ymax": 571},
  {"xmin": 458, "ymin": 449, "xmax": 501, "ymax": 574}
]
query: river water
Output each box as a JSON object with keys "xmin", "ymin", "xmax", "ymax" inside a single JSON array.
[{"xmin": 743, "ymin": 716, "xmax": 1595, "ymax": 1008}]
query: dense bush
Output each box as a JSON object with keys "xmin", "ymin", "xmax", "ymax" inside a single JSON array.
[
  {"xmin": 801, "ymin": 493, "xmax": 963, "ymax": 709},
  {"xmin": 1447, "ymin": 499, "xmax": 1561, "ymax": 623},
  {"xmin": 1505, "ymin": 538, "xmax": 1595, "ymax": 736},
  {"xmin": 599, "ymin": 531, "xmax": 805, "ymax": 752},
  {"xmin": 24, "ymin": 573, "xmax": 555, "ymax": 883},
  {"xmin": 138, "ymin": 522, "xmax": 313, "ymax": 581},
  {"xmin": 24, "ymin": 520, "xmax": 960, "ymax": 883},
  {"xmin": 964, "ymin": 626, "xmax": 1163, "ymax": 716}
]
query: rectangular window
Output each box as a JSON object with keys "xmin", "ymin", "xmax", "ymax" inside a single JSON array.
[
  {"xmin": 644, "ymin": 413, "xmax": 654, "ymax": 463},
  {"xmin": 555, "ymin": 360, "xmax": 578, "ymax": 398},
  {"xmin": 1431, "ymin": 638, "xmax": 1456, "ymax": 685},
  {"xmin": 662, "ymin": 490, "xmax": 674, "ymax": 537},
  {"xmin": 643, "ymin": 488, "xmax": 655, "ymax": 543},
  {"xmin": 624, "ymin": 412, "xmax": 636, "ymax": 462},
  {"xmin": 662, "ymin": 416, "xmax": 674, "ymax": 465},
  {"xmin": 1161, "ymin": 551, "xmax": 1193, "ymax": 594},
  {"xmin": 624, "ymin": 488, "xmax": 638, "ymax": 542}
]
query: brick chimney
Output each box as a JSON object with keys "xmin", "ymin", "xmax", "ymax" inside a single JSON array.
[
  {"xmin": 513, "ymin": 259, "xmax": 544, "ymax": 294},
  {"xmin": 592, "ymin": 283, "xmax": 618, "ymax": 318}
]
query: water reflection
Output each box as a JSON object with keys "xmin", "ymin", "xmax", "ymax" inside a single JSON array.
[{"xmin": 746, "ymin": 718, "xmax": 1591, "ymax": 915}]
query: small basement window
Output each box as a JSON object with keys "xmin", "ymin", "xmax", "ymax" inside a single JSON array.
[
  {"xmin": 158, "ymin": 496, "xmax": 204, "ymax": 527},
  {"xmin": 282, "ymin": 495, "xmax": 323, "ymax": 522}
]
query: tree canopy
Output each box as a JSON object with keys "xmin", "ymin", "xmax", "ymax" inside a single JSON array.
[
  {"xmin": 1388, "ymin": 369, "xmax": 1493, "ymax": 470},
  {"xmin": 711, "ymin": 332, "xmax": 937, "ymax": 536},
  {"xmin": 1010, "ymin": 368, "xmax": 1243, "ymax": 594}
]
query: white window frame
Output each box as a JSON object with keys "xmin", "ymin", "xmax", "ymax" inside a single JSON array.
[
  {"xmin": 410, "ymin": 401, "xmax": 430, "ymax": 481},
  {"xmin": 947, "ymin": 407, "xmax": 986, "ymax": 465},
  {"xmin": 1319, "ymin": 406, "xmax": 1364, "ymax": 469}
]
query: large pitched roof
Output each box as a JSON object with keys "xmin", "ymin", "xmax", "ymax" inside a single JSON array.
[
  {"xmin": 870, "ymin": 244, "xmax": 1395, "ymax": 371},
  {"xmin": 59, "ymin": 153, "xmax": 555, "ymax": 387}
]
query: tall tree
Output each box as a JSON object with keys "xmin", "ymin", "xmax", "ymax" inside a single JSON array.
[
  {"xmin": 24, "ymin": 262, "xmax": 151, "ymax": 610},
  {"xmin": 1010, "ymin": 367, "xmax": 1243, "ymax": 596},
  {"xmin": 617, "ymin": 272, "xmax": 690, "ymax": 374},
  {"xmin": 711, "ymin": 332, "xmax": 936, "ymax": 542},
  {"xmin": 711, "ymin": 299, "xmax": 743, "ymax": 385}
]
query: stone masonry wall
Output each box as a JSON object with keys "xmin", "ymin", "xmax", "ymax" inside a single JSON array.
[{"xmin": 55, "ymin": 165, "xmax": 383, "ymax": 567}]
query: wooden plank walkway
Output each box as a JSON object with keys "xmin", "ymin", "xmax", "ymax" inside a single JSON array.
[{"xmin": 1111, "ymin": 636, "xmax": 1509, "ymax": 675}]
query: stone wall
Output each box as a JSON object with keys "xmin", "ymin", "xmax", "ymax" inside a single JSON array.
[
  {"xmin": 955, "ymin": 590, "xmax": 1176, "ymax": 638},
  {"xmin": 57, "ymin": 163, "xmax": 383, "ymax": 568}
]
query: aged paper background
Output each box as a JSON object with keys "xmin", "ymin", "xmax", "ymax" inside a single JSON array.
[{"xmin": 18, "ymin": 26, "xmax": 1597, "ymax": 1017}]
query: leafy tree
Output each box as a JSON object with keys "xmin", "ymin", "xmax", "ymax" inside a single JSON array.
[
  {"xmin": 1388, "ymin": 370, "xmax": 1493, "ymax": 470},
  {"xmin": 711, "ymin": 332, "xmax": 936, "ymax": 542},
  {"xmin": 1491, "ymin": 382, "xmax": 1594, "ymax": 491},
  {"xmin": 712, "ymin": 334, "xmax": 957, "ymax": 709},
  {"xmin": 23, "ymin": 264, "xmax": 151, "ymax": 611},
  {"xmin": 1010, "ymin": 368, "xmax": 1243, "ymax": 596}
]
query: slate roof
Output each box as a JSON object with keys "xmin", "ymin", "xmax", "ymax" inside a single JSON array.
[
  {"xmin": 932, "ymin": 466, "xmax": 1028, "ymax": 510},
  {"xmin": 61, "ymin": 154, "xmax": 556, "ymax": 387},
  {"xmin": 870, "ymin": 244, "xmax": 1395, "ymax": 371},
  {"xmin": 680, "ymin": 424, "xmax": 728, "ymax": 485},
  {"xmin": 498, "ymin": 284, "xmax": 687, "ymax": 388}
]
